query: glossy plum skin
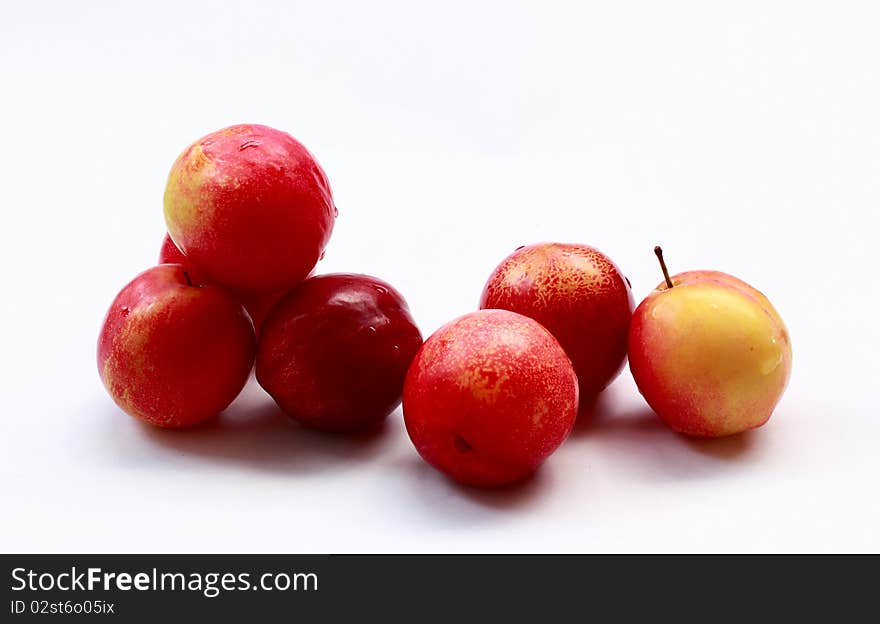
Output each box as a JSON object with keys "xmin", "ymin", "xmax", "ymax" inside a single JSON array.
[
  {"xmin": 628, "ymin": 270, "xmax": 792, "ymax": 437},
  {"xmin": 163, "ymin": 124, "xmax": 335, "ymax": 293},
  {"xmin": 403, "ymin": 309, "xmax": 578, "ymax": 488},
  {"xmin": 158, "ymin": 233, "xmax": 284, "ymax": 335},
  {"xmin": 480, "ymin": 243, "xmax": 634, "ymax": 402},
  {"xmin": 97, "ymin": 264, "xmax": 256, "ymax": 428},
  {"xmin": 256, "ymin": 273, "xmax": 423, "ymax": 432}
]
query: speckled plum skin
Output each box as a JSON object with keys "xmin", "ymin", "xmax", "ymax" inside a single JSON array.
[
  {"xmin": 256, "ymin": 274, "xmax": 423, "ymax": 433},
  {"xmin": 403, "ymin": 309, "xmax": 578, "ymax": 488},
  {"xmin": 158, "ymin": 233, "xmax": 284, "ymax": 335},
  {"xmin": 480, "ymin": 243, "xmax": 634, "ymax": 401},
  {"xmin": 97, "ymin": 264, "xmax": 256, "ymax": 428},
  {"xmin": 163, "ymin": 124, "xmax": 335, "ymax": 294}
]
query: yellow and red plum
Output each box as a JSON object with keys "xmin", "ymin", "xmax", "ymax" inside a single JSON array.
[
  {"xmin": 163, "ymin": 124, "xmax": 335, "ymax": 294},
  {"xmin": 403, "ymin": 309, "xmax": 578, "ymax": 488},
  {"xmin": 97, "ymin": 264, "xmax": 256, "ymax": 428},
  {"xmin": 628, "ymin": 266, "xmax": 792, "ymax": 438},
  {"xmin": 256, "ymin": 274, "xmax": 423, "ymax": 433}
]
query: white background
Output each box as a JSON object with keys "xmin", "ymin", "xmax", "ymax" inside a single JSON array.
[{"xmin": 2, "ymin": 1, "xmax": 878, "ymax": 553}]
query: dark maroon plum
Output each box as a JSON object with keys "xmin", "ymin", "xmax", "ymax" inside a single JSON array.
[{"xmin": 255, "ymin": 273, "xmax": 423, "ymax": 432}]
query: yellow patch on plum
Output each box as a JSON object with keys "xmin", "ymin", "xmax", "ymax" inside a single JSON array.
[
  {"xmin": 458, "ymin": 366, "xmax": 510, "ymax": 404},
  {"xmin": 531, "ymin": 399, "xmax": 549, "ymax": 425},
  {"xmin": 164, "ymin": 143, "xmax": 217, "ymax": 234},
  {"xmin": 101, "ymin": 360, "xmax": 143, "ymax": 420}
]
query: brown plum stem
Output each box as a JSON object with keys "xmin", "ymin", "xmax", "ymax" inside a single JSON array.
[
  {"xmin": 183, "ymin": 270, "xmax": 193, "ymax": 287},
  {"xmin": 654, "ymin": 246, "xmax": 673, "ymax": 289}
]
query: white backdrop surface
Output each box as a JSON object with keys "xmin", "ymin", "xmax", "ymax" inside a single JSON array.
[{"xmin": 1, "ymin": 1, "xmax": 877, "ymax": 552}]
